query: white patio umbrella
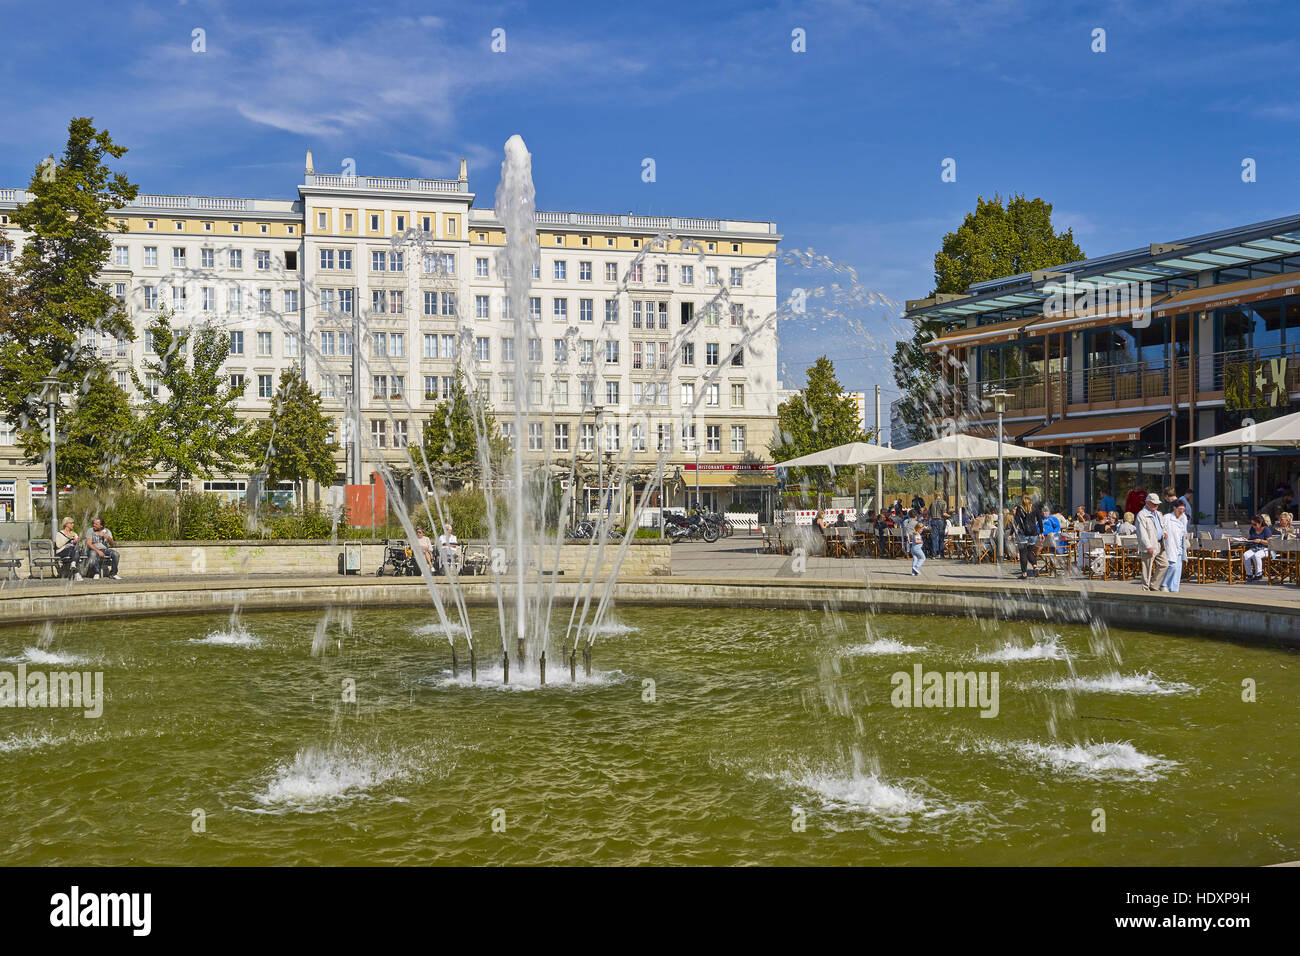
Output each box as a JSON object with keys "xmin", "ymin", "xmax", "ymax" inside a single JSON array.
[
  {"xmin": 773, "ymin": 442, "xmax": 898, "ymax": 512},
  {"xmin": 1184, "ymin": 409, "xmax": 1300, "ymax": 448},
  {"xmin": 878, "ymin": 433, "xmax": 1059, "ymax": 520}
]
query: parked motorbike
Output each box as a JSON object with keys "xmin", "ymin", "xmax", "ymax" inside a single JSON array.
[{"xmin": 664, "ymin": 510, "xmax": 719, "ymax": 543}]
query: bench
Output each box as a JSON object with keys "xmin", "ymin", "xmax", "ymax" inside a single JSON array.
[
  {"xmin": 0, "ymin": 542, "xmax": 23, "ymax": 580},
  {"xmin": 29, "ymin": 538, "xmax": 63, "ymax": 579}
]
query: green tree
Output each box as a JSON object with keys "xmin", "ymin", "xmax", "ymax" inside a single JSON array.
[
  {"xmin": 768, "ymin": 356, "xmax": 866, "ymax": 505},
  {"xmin": 893, "ymin": 194, "xmax": 1085, "ymax": 442},
  {"xmin": 250, "ymin": 367, "xmax": 340, "ymax": 501},
  {"xmin": 418, "ymin": 371, "xmax": 506, "ymax": 484},
  {"xmin": 55, "ymin": 372, "xmax": 150, "ymax": 488},
  {"xmin": 134, "ymin": 314, "xmax": 249, "ymax": 492},
  {"xmin": 0, "ymin": 117, "xmax": 138, "ymax": 458}
]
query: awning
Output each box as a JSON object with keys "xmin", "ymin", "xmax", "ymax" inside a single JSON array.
[
  {"xmin": 964, "ymin": 419, "xmax": 1044, "ymax": 440},
  {"xmin": 1024, "ymin": 411, "xmax": 1169, "ymax": 447},
  {"xmin": 683, "ymin": 464, "xmax": 778, "ymax": 487},
  {"xmin": 1153, "ymin": 270, "xmax": 1300, "ymax": 318},
  {"xmin": 923, "ymin": 316, "xmax": 1030, "ymax": 351}
]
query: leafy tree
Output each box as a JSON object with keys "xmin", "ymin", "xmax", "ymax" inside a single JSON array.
[
  {"xmin": 768, "ymin": 356, "xmax": 866, "ymax": 504},
  {"xmin": 892, "ymin": 194, "xmax": 1085, "ymax": 442},
  {"xmin": 418, "ymin": 371, "xmax": 506, "ymax": 484},
  {"xmin": 250, "ymin": 367, "xmax": 340, "ymax": 501},
  {"xmin": 133, "ymin": 314, "xmax": 249, "ymax": 492},
  {"xmin": 0, "ymin": 117, "xmax": 138, "ymax": 458},
  {"xmin": 54, "ymin": 372, "xmax": 150, "ymax": 488}
]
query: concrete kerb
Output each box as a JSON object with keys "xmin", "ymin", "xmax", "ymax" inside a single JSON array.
[{"xmin": 1, "ymin": 574, "xmax": 1297, "ymax": 649}]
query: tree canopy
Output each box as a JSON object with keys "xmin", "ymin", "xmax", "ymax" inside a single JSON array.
[
  {"xmin": 768, "ymin": 356, "xmax": 866, "ymax": 501},
  {"xmin": 250, "ymin": 367, "xmax": 339, "ymax": 497}
]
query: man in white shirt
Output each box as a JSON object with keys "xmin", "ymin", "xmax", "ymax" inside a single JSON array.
[
  {"xmin": 1160, "ymin": 499, "xmax": 1189, "ymax": 592},
  {"xmin": 1135, "ymin": 493, "xmax": 1167, "ymax": 590}
]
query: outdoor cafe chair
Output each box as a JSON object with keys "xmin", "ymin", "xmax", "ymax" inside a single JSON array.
[
  {"xmin": 944, "ymin": 526, "xmax": 966, "ymax": 558},
  {"xmin": 1196, "ymin": 538, "xmax": 1236, "ymax": 584},
  {"xmin": 1264, "ymin": 539, "xmax": 1300, "ymax": 586}
]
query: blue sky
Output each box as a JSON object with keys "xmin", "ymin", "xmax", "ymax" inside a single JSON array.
[{"xmin": 4, "ymin": 0, "xmax": 1299, "ymax": 433}]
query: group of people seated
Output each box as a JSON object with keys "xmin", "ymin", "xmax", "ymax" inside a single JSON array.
[{"xmin": 52, "ymin": 516, "xmax": 122, "ymax": 580}]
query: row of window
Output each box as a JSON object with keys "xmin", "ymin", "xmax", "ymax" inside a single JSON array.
[
  {"xmin": 468, "ymin": 336, "xmax": 744, "ymax": 368},
  {"xmin": 363, "ymin": 418, "xmax": 747, "ymax": 454},
  {"xmin": 114, "ymin": 246, "xmax": 297, "ymax": 272},
  {"xmin": 136, "ymin": 284, "xmax": 299, "ymax": 314},
  {"xmin": 135, "ymin": 220, "xmax": 286, "ymax": 236},
  {"xmin": 315, "ymin": 211, "xmax": 456, "ymax": 237}
]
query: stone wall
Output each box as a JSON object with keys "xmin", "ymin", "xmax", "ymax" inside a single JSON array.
[{"xmin": 110, "ymin": 538, "xmax": 671, "ymax": 578}]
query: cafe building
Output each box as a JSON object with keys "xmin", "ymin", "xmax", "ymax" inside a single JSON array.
[{"xmin": 906, "ymin": 212, "xmax": 1300, "ymax": 523}]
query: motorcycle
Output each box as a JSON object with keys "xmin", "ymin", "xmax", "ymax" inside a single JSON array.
[{"xmin": 664, "ymin": 510, "xmax": 719, "ymax": 543}]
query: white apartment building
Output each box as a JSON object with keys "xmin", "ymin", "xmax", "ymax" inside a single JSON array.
[{"xmin": 0, "ymin": 153, "xmax": 781, "ymax": 521}]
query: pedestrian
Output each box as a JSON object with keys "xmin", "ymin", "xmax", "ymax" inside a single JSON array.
[
  {"xmin": 931, "ymin": 508, "xmax": 948, "ymax": 560},
  {"xmin": 1160, "ymin": 499, "xmax": 1189, "ymax": 592},
  {"xmin": 1135, "ymin": 493, "xmax": 1168, "ymax": 590},
  {"xmin": 1013, "ymin": 494, "xmax": 1042, "ymax": 579},
  {"xmin": 904, "ymin": 508, "xmax": 926, "ymax": 575}
]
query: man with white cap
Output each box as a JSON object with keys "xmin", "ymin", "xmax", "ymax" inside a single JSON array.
[{"xmin": 1135, "ymin": 492, "xmax": 1168, "ymax": 590}]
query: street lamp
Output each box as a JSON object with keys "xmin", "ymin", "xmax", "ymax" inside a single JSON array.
[
  {"xmin": 38, "ymin": 377, "xmax": 62, "ymax": 543},
  {"xmin": 987, "ymin": 390, "xmax": 1011, "ymax": 564}
]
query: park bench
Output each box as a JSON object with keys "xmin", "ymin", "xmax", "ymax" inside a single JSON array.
[{"xmin": 28, "ymin": 538, "xmax": 63, "ymax": 579}]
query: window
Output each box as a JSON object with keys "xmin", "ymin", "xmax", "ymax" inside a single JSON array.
[
  {"xmin": 201, "ymin": 287, "xmax": 215, "ymax": 311},
  {"xmin": 552, "ymin": 378, "xmax": 569, "ymax": 406},
  {"xmin": 476, "ymin": 256, "xmax": 489, "ymax": 277},
  {"xmin": 393, "ymin": 420, "xmax": 409, "ymax": 448},
  {"xmin": 320, "ymin": 249, "xmax": 335, "ymax": 269},
  {"xmin": 605, "ymin": 380, "xmax": 620, "ymax": 405},
  {"xmin": 229, "ymin": 287, "xmax": 242, "ymax": 312},
  {"xmin": 681, "ymin": 383, "xmax": 695, "ymax": 406},
  {"xmin": 706, "ymin": 383, "xmax": 719, "ymax": 406},
  {"xmin": 284, "ymin": 289, "xmax": 299, "ymax": 312},
  {"xmin": 730, "ymin": 303, "xmax": 745, "ymax": 328},
  {"xmin": 143, "ymin": 285, "xmax": 158, "ymax": 310},
  {"xmin": 603, "ymin": 421, "xmax": 621, "ymax": 453},
  {"xmin": 628, "ymin": 263, "xmax": 643, "ymax": 283},
  {"xmin": 532, "ymin": 262, "xmax": 540, "ymax": 279},
  {"xmin": 113, "ymin": 245, "xmax": 129, "ymax": 266},
  {"xmin": 645, "ymin": 341, "xmax": 658, "ymax": 370},
  {"xmin": 257, "ymin": 331, "xmax": 273, "ymax": 356},
  {"xmin": 340, "ymin": 332, "xmax": 353, "ymax": 356},
  {"xmin": 579, "ymin": 298, "xmax": 593, "ymax": 322},
  {"xmin": 630, "ymin": 423, "xmax": 647, "ymax": 452},
  {"xmin": 338, "ymin": 289, "xmax": 353, "ymax": 314},
  {"xmin": 424, "ymin": 252, "xmax": 455, "ymax": 275},
  {"xmin": 229, "ymin": 331, "xmax": 244, "ymax": 355},
  {"xmin": 554, "ymin": 260, "xmax": 567, "ymax": 280},
  {"xmin": 529, "ymin": 296, "xmax": 542, "ymax": 320},
  {"xmin": 171, "ymin": 286, "xmax": 187, "ymax": 310},
  {"xmin": 319, "ymin": 289, "xmax": 334, "ymax": 313},
  {"xmin": 528, "ymin": 338, "xmax": 543, "ymax": 363},
  {"xmin": 229, "ymin": 373, "xmax": 244, "ymax": 393},
  {"xmin": 255, "ymin": 287, "xmax": 272, "ymax": 312},
  {"xmin": 174, "ymin": 220, "xmax": 184, "ymax": 231},
  {"xmin": 579, "ymin": 340, "xmax": 593, "ymax": 364},
  {"xmin": 255, "ymin": 249, "xmax": 270, "ymax": 270},
  {"xmin": 632, "ymin": 341, "xmax": 642, "ymax": 369},
  {"xmin": 321, "ymin": 331, "xmax": 335, "ymax": 356},
  {"xmin": 317, "ymin": 211, "xmax": 328, "ymax": 230},
  {"xmin": 338, "ymin": 250, "xmax": 352, "ymax": 270},
  {"xmin": 372, "ymin": 332, "xmax": 389, "ymax": 357},
  {"xmin": 371, "ymin": 419, "xmax": 387, "ymax": 449},
  {"xmin": 731, "ymin": 425, "xmax": 746, "ymax": 453},
  {"xmin": 258, "ymin": 374, "xmax": 273, "ymax": 399},
  {"xmin": 389, "ymin": 290, "xmax": 404, "ymax": 315},
  {"xmin": 144, "ymin": 246, "xmax": 158, "ymax": 267},
  {"xmin": 172, "ymin": 247, "xmax": 186, "ymax": 268},
  {"xmin": 423, "ymin": 375, "xmax": 439, "ymax": 401},
  {"xmin": 501, "ymin": 378, "xmax": 515, "ymax": 403},
  {"xmin": 553, "ymin": 298, "xmax": 568, "ymax": 321},
  {"xmin": 343, "ymin": 213, "xmax": 354, "ymax": 231},
  {"xmin": 372, "ymin": 251, "xmax": 387, "ymax": 272},
  {"xmin": 553, "ymin": 339, "xmax": 568, "ymax": 363},
  {"xmin": 731, "ymin": 383, "xmax": 744, "ymax": 407},
  {"xmin": 146, "ymin": 373, "xmax": 160, "ymax": 397},
  {"xmin": 474, "ymin": 337, "xmax": 490, "ymax": 361},
  {"xmin": 502, "ymin": 337, "xmax": 515, "ymax": 362},
  {"xmin": 730, "ymin": 346, "xmax": 744, "ymax": 367},
  {"xmin": 372, "ymin": 374, "xmax": 388, "ymax": 398},
  {"xmin": 395, "ymin": 215, "xmax": 405, "ymax": 232},
  {"xmin": 370, "ymin": 214, "xmax": 381, "ymax": 232},
  {"xmin": 707, "ymin": 425, "xmax": 721, "ymax": 452},
  {"xmin": 605, "ymin": 341, "xmax": 619, "ymax": 365},
  {"xmin": 423, "ymin": 291, "xmax": 437, "ymax": 316},
  {"xmin": 680, "ymin": 423, "xmax": 696, "ymax": 451},
  {"xmin": 730, "ymin": 267, "xmax": 743, "ymax": 288},
  {"xmin": 604, "ymin": 299, "xmax": 618, "ymax": 323},
  {"xmin": 706, "ymin": 343, "xmax": 719, "ymax": 366},
  {"xmin": 579, "ymin": 261, "xmax": 592, "ymax": 281},
  {"xmin": 371, "ymin": 290, "xmax": 387, "ymax": 314},
  {"xmin": 681, "ymin": 265, "xmax": 694, "ymax": 285},
  {"xmin": 441, "ymin": 334, "xmax": 455, "ymax": 357},
  {"xmin": 580, "ymin": 378, "xmax": 595, "ymax": 407},
  {"xmin": 528, "ymin": 422, "xmax": 543, "ymax": 452},
  {"xmin": 145, "ymin": 330, "xmax": 155, "ymax": 354},
  {"xmin": 440, "ymin": 291, "xmax": 457, "ymax": 316},
  {"xmin": 423, "ymin": 216, "xmax": 433, "ymax": 234},
  {"xmin": 391, "ymin": 375, "xmax": 405, "ymax": 399},
  {"xmin": 706, "ymin": 266, "xmax": 719, "ymax": 286},
  {"xmin": 657, "ymin": 423, "xmax": 673, "ymax": 452},
  {"xmin": 604, "ymin": 263, "xmax": 618, "ymax": 281},
  {"xmin": 580, "ymin": 423, "xmax": 595, "ymax": 452},
  {"xmin": 197, "ymin": 248, "xmax": 213, "ymax": 269},
  {"xmin": 554, "ymin": 422, "xmax": 570, "ymax": 452},
  {"xmin": 423, "ymin": 333, "xmax": 438, "ymax": 358},
  {"xmin": 655, "ymin": 264, "xmax": 669, "ymax": 284},
  {"xmin": 631, "ymin": 302, "xmax": 643, "ymax": 329},
  {"xmin": 682, "ymin": 342, "xmax": 695, "ymax": 366}
]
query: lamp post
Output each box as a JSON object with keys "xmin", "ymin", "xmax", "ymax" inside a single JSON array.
[
  {"xmin": 987, "ymin": 390, "xmax": 1010, "ymax": 563},
  {"xmin": 694, "ymin": 437, "xmax": 701, "ymax": 511},
  {"xmin": 593, "ymin": 405, "xmax": 605, "ymax": 522},
  {"xmin": 570, "ymin": 406, "xmax": 589, "ymax": 532},
  {"xmin": 39, "ymin": 377, "xmax": 62, "ymax": 543}
]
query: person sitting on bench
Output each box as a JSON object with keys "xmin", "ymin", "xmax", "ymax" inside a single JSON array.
[
  {"xmin": 85, "ymin": 517, "xmax": 121, "ymax": 580},
  {"xmin": 54, "ymin": 517, "xmax": 81, "ymax": 579}
]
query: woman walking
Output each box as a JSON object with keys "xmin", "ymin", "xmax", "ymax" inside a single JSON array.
[
  {"xmin": 904, "ymin": 508, "xmax": 927, "ymax": 575},
  {"xmin": 1013, "ymin": 495, "xmax": 1042, "ymax": 579}
]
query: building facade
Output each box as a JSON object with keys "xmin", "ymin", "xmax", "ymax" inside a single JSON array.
[
  {"xmin": 906, "ymin": 212, "xmax": 1300, "ymax": 523},
  {"xmin": 0, "ymin": 155, "xmax": 781, "ymax": 522}
]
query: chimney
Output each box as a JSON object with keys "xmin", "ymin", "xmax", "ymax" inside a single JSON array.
[
  {"xmin": 305, "ymin": 149, "xmax": 315, "ymax": 176},
  {"xmin": 458, "ymin": 157, "xmax": 468, "ymax": 183}
]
